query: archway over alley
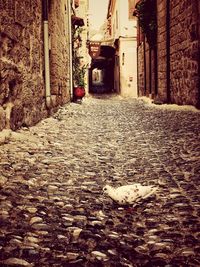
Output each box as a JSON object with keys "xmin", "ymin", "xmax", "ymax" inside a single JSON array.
[{"xmin": 89, "ymin": 45, "xmax": 115, "ymax": 94}]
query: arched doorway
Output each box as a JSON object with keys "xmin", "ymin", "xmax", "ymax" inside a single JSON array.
[{"xmin": 89, "ymin": 45, "xmax": 115, "ymax": 94}]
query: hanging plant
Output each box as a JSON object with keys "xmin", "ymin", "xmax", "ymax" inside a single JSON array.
[{"xmin": 133, "ymin": 0, "xmax": 157, "ymax": 47}]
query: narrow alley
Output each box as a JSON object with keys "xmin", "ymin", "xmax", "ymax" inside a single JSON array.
[{"xmin": 0, "ymin": 96, "xmax": 200, "ymax": 267}]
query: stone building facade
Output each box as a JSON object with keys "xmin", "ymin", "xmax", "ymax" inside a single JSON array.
[
  {"xmin": 0, "ymin": 0, "xmax": 71, "ymax": 131},
  {"xmin": 106, "ymin": 0, "xmax": 138, "ymax": 97},
  {"xmin": 136, "ymin": 0, "xmax": 200, "ymax": 108}
]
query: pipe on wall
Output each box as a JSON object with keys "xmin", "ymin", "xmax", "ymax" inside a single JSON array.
[
  {"xmin": 67, "ymin": 0, "xmax": 73, "ymax": 98},
  {"xmin": 42, "ymin": 0, "xmax": 51, "ymax": 108},
  {"xmin": 166, "ymin": 0, "xmax": 171, "ymax": 103},
  {"xmin": 143, "ymin": 36, "xmax": 146, "ymax": 95}
]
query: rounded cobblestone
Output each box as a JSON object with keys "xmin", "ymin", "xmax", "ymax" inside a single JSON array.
[{"xmin": 0, "ymin": 95, "xmax": 200, "ymax": 266}]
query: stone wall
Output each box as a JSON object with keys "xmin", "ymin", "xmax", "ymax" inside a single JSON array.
[
  {"xmin": 0, "ymin": 0, "xmax": 44, "ymax": 130},
  {"xmin": 49, "ymin": 0, "xmax": 71, "ymax": 105},
  {"xmin": 170, "ymin": 0, "xmax": 199, "ymax": 107},
  {"xmin": 150, "ymin": 48, "xmax": 157, "ymax": 98},
  {"xmin": 156, "ymin": 0, "xmax": 168, "ymax": 102},
  {"xmin": 137, "ymin": 43, "xmax": 145, "ymax": 96},
  {"xmin": 137, "ymin": 0, "xmax": 168, "ymax": 102},
  {"xmin": 137, "ymin": 0, "xmax": 200, "ymax": 108},
  {"xmin": 0, "ymin": 0, "xmax": 70, "ymax": 131}
]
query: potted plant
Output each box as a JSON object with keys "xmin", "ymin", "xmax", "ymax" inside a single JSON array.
[
  {"xmin": 72, "ymin": 25, "xmax": 88, "ymax": 103},
  {"xmin": 73, "ymin": 62, "xmax": 87, "ymax": 101}
]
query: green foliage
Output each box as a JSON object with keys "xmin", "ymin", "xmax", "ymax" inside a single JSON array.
[
  {"xmin": 72, "ymin": 26, "xmax": 87, "ymax": 87},
  {"xmin": 134, "ymin": 0, "xmax": 157, "ymax": 47},
  {"xmin": 73, "ymin": 61, "xmax": 88, "ymax": 87}
]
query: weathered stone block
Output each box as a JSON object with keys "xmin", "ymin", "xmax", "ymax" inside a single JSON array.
[
  {"xmin": 0, "ymin": 107, "xmax": 6, "ymax": 131},
  {"xmin": 10, "ymin": 103, "xmax": 24, "ymax": 130}
]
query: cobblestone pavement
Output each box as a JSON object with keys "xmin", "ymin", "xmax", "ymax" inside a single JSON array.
[{"xmin": 0, "ymin": 95, "xmax": 200, "ymax": 267}]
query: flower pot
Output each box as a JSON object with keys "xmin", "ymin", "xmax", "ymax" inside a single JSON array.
[{"xmin": 73, "ymin": 86, "xmax": 85, "ymax": 99}]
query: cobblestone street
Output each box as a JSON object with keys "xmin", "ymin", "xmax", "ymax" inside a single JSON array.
[{"xmin": 0, "ymin": 95, "xmax": 200, "ymax": 267}]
